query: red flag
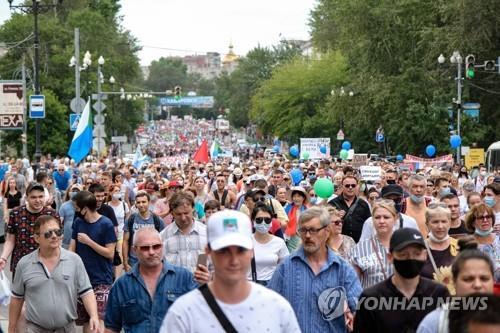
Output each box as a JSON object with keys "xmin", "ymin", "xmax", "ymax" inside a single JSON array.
[{"xmin": 192, "ymin": 139, "xmax": 209, "ymax": 163}]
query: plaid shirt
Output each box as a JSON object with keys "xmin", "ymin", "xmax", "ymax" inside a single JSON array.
[{"xmin": 160, "ymin": 220, "xmax": 207, "ymax": 273}]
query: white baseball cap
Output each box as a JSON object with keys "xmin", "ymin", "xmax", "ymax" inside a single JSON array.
[{"xmin": 207, "ymin": 210, "xmax": 253, "ymax": 251}]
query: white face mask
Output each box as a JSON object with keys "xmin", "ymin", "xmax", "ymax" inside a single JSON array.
[
  {"xmin": 112, "ymin": 193, "xmax": 122, "ymax": 201},
  {"xmin": 480, "ymin": 171, "xmax": 487, "ymax": 177}
]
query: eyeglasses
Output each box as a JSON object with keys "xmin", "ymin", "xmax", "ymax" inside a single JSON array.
[
  {"xmin": 136, "ymin": 243, "xmax": 162, "ymax": 252},
  {"xmin": 38, "ymin": 228, "xmax": 63, "ymax": 239},
  {"xmin": 332, "ymin": 220, "xmax": 343, "ymax": 226},
  {"xmin": 475, "ymin": 215, "xmax": 493, "ymax": 221},
  {"xmin": 369, "ymin": 196, "xmax": 380, "ymax": 201},
  {"xmin": 254, "ymin": 217, "xmax": 272, "ymax": 224},
  {"xmin": 343, "ymin": 184, "xmax": 356, "ymax": 189},
  {"xmin": 253, "ymin": 196, "xmax": 266, "ymax": 202},
  {"xmin": 298, "ymin": 225, "xmax": 328, "ymax": 235},
  {"xmin": 309, "ymin": 193, "xmax": 317, "ymax": 197}
]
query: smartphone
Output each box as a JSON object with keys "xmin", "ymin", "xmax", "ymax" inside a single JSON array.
[{"xmin": 197, "ymin": 253, "xmax": 208, "ymax": 267}]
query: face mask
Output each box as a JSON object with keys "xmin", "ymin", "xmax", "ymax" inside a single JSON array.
[
  {"xmin": 112, "ymin": 193, "xmax": 122, "ymax": 201},
  {"xmin": 392, "ymin": 200, "xmax": 402, "ymax": 213},
  {"xmin": 70, "ymin": 192, "xmax": 78, "ymax": 199},
  {"xmin": 480, "ymin": 171, "xmax": 487, "ymax": 177},
  {"xmin": 439, "ymin": 188, "xmax": 451, "ymax": 197},
  {"xmin": 484, "ymin": 197, "xmax": 496, "ymax": 208},
  {"xmin": 393, "ymin": 258, "xmax": 425, "ymax": 279},
  {"xmin": 386, "ymin": 179, "xmax": 396, "ymax": 185},
  {"xmin": 254, "ymin": 222, "xmax": 271, "ymax": 234},
  {"xmin": 409, "ymin": 194, "xmax": 424, "ymax": 204},
  {"xmin": 428, "ymin": 232, "xmax": 449, "ymax": 243},
  {"xmin": 475, "ymin": 227, "xmax": 493, "ymax": 237},
  {"xmin": 310, "ymin": 197, "xmax": 317, "ymax": 205}
]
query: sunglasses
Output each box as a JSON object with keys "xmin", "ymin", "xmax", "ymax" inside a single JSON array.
[
  {"xmin": 254, "ymin": 217, "xmax": 272, "ymax": 224},
  {"xmin": 332, "ymin": 220, "xmax": 343, "ymax": 226},
  {"xmin": 344, "ymin": 184, "xmax": 356, "ymax": 189},
  {"xmin": 253, "ymin": 196, "xmax": 266, "ymax": 202},
  {"xmin": 38, "ymin": 228, "xmax": 63, "ymax": 239},
  {"xmin": 136, "ymin": 243, "xmax": 162, "ymax": 252},
  {"xmin": 475, "ymin": 215, "xmax": 493, "ymax": 221}
]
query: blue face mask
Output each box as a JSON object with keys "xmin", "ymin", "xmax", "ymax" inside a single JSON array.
[
  {"xmin": 484, "ymin": 197, "xmax": 496, "ymax": 208},
  {"xmin": 254, "ymin": 222, "xmax": 271, "ymax": 234},
  {"xmin": 475, "ymin": 227, "xmax": 493, "ymax": 237},
  {"xmin": 440, "ymin": 187, "xmax": 451, "ymax": 197},
  {"xmin": 410, "ymin": 194, "xmax": 424, "ymax": 204}
]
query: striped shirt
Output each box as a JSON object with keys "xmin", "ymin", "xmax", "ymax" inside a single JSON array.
[
  {"xmin": 349, "ymin": 236, "xmax": 393, "ymax": 288},
  {"xmin": 160, "ymin": 220, "xmax": 207, "ymax": 273}
]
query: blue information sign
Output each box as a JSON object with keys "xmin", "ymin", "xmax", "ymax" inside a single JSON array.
[
  {"xmin": 29, "ymin": 95, "xmax": 45, "ymax": 119},
  {"xmin": 69, "ymin": 113, "xmax": 80, "ymax": 131}
]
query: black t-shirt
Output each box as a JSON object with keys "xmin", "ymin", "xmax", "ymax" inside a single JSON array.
[
  {"xmin": 97, "ymin": 204, "xmax": 118, "ymax": 227},
  {"xmin": 421, "ymin": 246, "xmax": 455, "ymax": 280},
  {"xmin": 328, "ymin": 195, "xmax": 371, "ymax": 242},
  {"xmin": 354, "ymin": 276, "xmax": 449, "ymax": 333},
  {"xmin": 5, "ymin": 191, "xmax": 22, "ymax": 209},
  {"xmin": 449, "ymin": 220, "xmax": 469, "ymax": 236}
]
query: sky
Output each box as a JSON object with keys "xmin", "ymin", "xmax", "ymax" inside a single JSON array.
[
  {"xmin": 0, "ymin": 1, "xmax": 316, "ymax": 66},
  {"xmin": 119, "ymin": 0, "xmax": 316, "ymax": 65}
]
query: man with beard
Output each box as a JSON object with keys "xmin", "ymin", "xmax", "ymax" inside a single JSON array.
[
  {"xmin": 268, "ymin": 206, "xmax": 362, "ymax": 333},
  {"xmin": 353, "ymin": 228, "xmax": 449, "ymax": 333}
]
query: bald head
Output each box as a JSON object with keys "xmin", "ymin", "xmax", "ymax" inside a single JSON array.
[{"xmin": 133, "ymin": 227, "xmax": 162, "ymax": 247}]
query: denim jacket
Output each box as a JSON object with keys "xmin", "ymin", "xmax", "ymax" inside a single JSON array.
[{"xmin": 104, "ymin": 261, "xmax": 197, "ymax": 333}]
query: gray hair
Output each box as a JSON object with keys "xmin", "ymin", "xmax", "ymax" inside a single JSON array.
[
  {"xmin": 298, "ymin": 206, "xmax": 331, "ymax": 228},
  {"xmin": 425, "ymin": 205, "xmax": 451, "ymax": 224},
  {"xmin": 132, "ymin": 227, "xmax": 162, "ymax": 246},
  {"xmin": 408, "ymin": 174, "xmax": 427, "ymax": 188}
]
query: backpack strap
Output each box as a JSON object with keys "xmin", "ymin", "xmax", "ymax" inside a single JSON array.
[
  {"xmin": 199, "ymin": 284, "xmax": 238, "ymax": 333},
  {"xmin": 213, "ymin": 190, "xmax": 220, "ymax": 202},
  {"xmin": 127, "ymin": 213, "xmax": 138, "ymax": 251},
  {"xmin": 221, "ymin": 190, "xmax": 228, "ymax": 208},
  {"xmin": 152, "ymin": 214, "xmax": 162, "ymax": 231}
]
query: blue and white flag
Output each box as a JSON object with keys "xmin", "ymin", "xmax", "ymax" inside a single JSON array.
[
  {"xmin": 132, "ymin": 144, "xmax": 148, "ymax": 169},
  {"xmin": 68, "ymin": 99, "xmax": 92, "ymax": 164}
]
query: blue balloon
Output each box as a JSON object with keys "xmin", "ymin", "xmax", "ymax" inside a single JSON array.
[
  {"xmin": 450, "ymin": 135, "xmax": 462, "ymax": 149},
  {"xmin": 342, "ymin": 141, "xmax": 351, "ymax": 150},
  {"xmin": 396, "ymin": 154, "xmax": 403, "ymax": 161},
  {"xmin": 319, "ymin": 144, "xmax": 327, "ymax": 154},
  {"xmin": 273, "ymin": 145, "xmax": 280, "ymax": 153},
  {"xmin": 290, "ymin": 168, "xmax": 303, "ymax": 185},
  {"xmin": 426, "ymin": 145, "xmax": 436, "ymax": 157},
  {"xmin": 290, "ymin": 145, "xmax": 299, "ymax": 157}
]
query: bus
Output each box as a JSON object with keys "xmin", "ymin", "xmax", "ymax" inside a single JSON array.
[{"xmin": 486, "ymin": 141, "xmax": 500, "ymax": 172}]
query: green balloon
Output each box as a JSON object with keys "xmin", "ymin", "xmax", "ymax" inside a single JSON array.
[
  {"xmin": 302, "ymin": 151, "xmax": 310, "ymax": 160},
  {"xmin": 340, "ymin": 149, "xmax": 348, "ymax": 159},
  {"xmin": 314, "ymin": 178, "xmax": 334, "ymax": 199}
]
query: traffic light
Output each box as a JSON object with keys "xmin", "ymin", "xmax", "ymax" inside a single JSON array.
[
  {"xmin": 484, "ymin": 60, "xmax": 496, "ymax": 71},
  {"xmin": 174, "ymin": 86, "xmax": 181, "ymax": 100},
  {"xmin": 465, "ymin": 55, "xmax": 475, "ymax": 79}
]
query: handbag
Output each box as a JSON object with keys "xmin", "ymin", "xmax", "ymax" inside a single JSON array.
[
  {"xmin": 199, "ymin": 284, "xmax": 237, "ymax": 333},
  {"xmin": 113, "ymin": 249, "xmax": 122, "ymax": 266}
]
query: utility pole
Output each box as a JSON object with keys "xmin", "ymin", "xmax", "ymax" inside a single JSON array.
[
  {"xmin": 455, "ymin": 56, "xmax": 462, "ymax": 165},
  {"xmin": 22, "ymin": 57, "xmax": 28, "ymax": 158},
  {"xmin": 74, "ymin": 28, "xmax": 82, "ymax": 114},
  {"xmin": 33, "ymin": 0, "xmax": 41, "ymax": 163}
]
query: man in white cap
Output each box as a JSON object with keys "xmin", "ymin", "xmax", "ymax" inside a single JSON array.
[{"xmin": 160, "ymin": 210, "xmax": 300, "ymax": 333}]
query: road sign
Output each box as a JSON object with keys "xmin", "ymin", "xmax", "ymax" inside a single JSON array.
[
  {"xmin": 111, "ymin": 136, "xmax": 127, "ymax": 143},
  {"xmin": 70, "ymin": 97, "xmax": 86, "ymax": 114},
  {"xmin": 93, "ymin": 100, "xmax": 106, "ymax": 113},
  {"xmin": 376, "ymin": 133, "xmax": 384, "ymax": 142},
  {"xmin": 94, "ymin": 114, "xmax": 105, "ymax": 124},
  {"xmin": 69, "ymin": 113, "xmax": 80, "ymax": 131},
  {"xmin": 92, "ymin": 138, "xmax": 106, "ymax": 152},
  {"xmin": 336, "ymin": 129, "xmax": 345, "ymax": 141},
  {"xmin": 92, "ymin": 93, "xmax": 107, "ymax": 100},
  {"xmin": 29, "ymin": 95, "xmax": 45, "ymax": 119}
]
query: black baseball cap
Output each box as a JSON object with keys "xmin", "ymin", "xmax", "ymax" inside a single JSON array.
[
  {"xmin": 390, "ymin": 228, "xmax": 425, "ymax": 253},
  {"xmin": 26, "ymin": 182, "xmax": 45, "ymax": 194},
  {"xmin": 381, "ymin": 184, "xmax": 403, "ymax": 198}
]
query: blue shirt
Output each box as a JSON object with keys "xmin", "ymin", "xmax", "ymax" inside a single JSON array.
[
  {"xmin": 53, "ymin": 171, "xmax": 71, "ymax": 191},
  {"xmin": 104, "ymin": 261, "xmax": 198, "ymax": 333},
  {"xmin": 72, "ymin": 216, "xmax": 117, "ymax": 285},
  {"xmin": 268, "ymin": 247, "xmax": 362, "ymax": 333},
  {"xmin": 59, "ymin": 200, "xmax": 76, "ymax": 247}
]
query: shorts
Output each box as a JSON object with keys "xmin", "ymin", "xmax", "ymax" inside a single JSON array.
[{"xmin": 76, "ymin": 284, "xmax": 111, "ymax": 326}]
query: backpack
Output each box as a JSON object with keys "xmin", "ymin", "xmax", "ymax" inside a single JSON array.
[{"xmin": 127, "ymin": 212, "xmax": 162, "ymax": 250}]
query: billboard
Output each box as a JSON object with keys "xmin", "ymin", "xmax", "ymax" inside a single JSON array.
[
  {"xmin": 0, "ymin": 81, "xmax": 24, "ymax": 129},
  {"xmin": 300, "ymin": 138, "xmax": 331, "ymax": 159}
]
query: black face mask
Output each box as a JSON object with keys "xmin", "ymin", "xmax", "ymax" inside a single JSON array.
[
  {"xmin": 393, "ymin": 259, "xmax": 425, "ymax": 279},
  {"xmin": 386, "ymin": 179, "xmax": 396, "ymax": 185}
]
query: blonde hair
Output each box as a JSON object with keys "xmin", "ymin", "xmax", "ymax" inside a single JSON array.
[
  {"xmin": 425, "ymin": 204, "xmax": 451, "ymax": 224},
  {"xmin": 371, "ymin": 199, "xmax": 397, "ymax": 217}
]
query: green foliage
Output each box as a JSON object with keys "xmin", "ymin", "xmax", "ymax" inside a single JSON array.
[
  {"xmin": 250, "ymin": 52, "xmax": 348, "ymax": 143},
  {"xmin": 307, "ymin": 0, "xmax": 500, "ymax": 154},
  {"xmin": 0, "ymin": 2, "xmax": 143, "ymax": 159}
]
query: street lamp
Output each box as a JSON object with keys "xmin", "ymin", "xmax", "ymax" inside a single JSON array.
[
  {"xmin": 8, "ymin": 0, "xmax": 63, "ymax": 164},
  {"xmin": 438, "ymin": 51, "xmax": 463, "ymax": 164}
]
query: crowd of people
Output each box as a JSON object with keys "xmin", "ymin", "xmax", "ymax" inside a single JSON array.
[{"xmin": 0, "ymin": 131, "xmax": 499, "ymax": 332}]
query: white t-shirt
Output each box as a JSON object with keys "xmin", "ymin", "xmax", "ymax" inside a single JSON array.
[
  {"xmin": 249, "ymin": 235, "xmax": 289, "ymax": 281},
  {"xmin": 109, "ymin": 200, "xmax": 129, "ymax": 240},
  {"xmin": 160, "ymin": 283, "xmax": 301, "ymax": 333}
]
